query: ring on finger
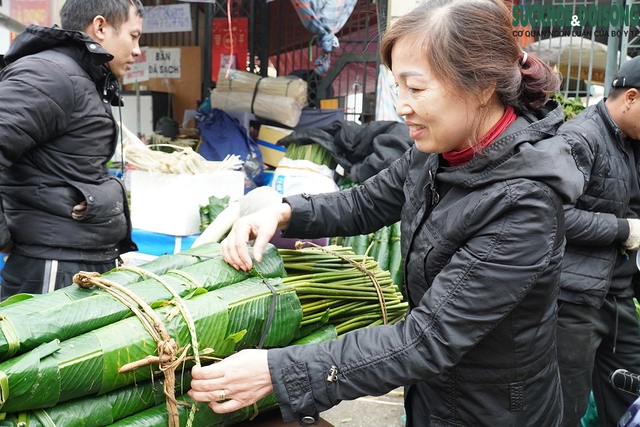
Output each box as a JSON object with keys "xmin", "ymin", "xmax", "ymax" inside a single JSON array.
[{"xmin": 218, "ymin": 389, "xmax": 226, "ymax": 401}]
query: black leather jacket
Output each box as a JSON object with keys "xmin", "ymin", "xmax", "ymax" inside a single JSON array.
[
  {"xmin": 269, "ymin": 101, "xmax": 584, "ymax": 427},
  {"xmin": 557, "ymin": 100, "xmax": 639, "ymax": 307},
  {"xmin": 0, "ymin": 25, "xmax": 136, "ymax": 261}
]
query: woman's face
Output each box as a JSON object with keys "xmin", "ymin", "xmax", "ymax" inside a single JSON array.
[{"xmin": 391, "ymin": 38, "xmax": 477, "ymax": 153}]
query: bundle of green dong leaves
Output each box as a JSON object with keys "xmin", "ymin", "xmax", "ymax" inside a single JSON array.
[{"xmin": 0, "ymin": 242, "xmax": 406, "ymax": 427}]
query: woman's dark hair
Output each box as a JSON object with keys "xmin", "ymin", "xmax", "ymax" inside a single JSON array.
[
  {"xmin": 60, "ymin": 0, "xmax": 144, "ymax": 32},
  {"xmin": 380, "ymin": 0, "xmax": 560, "ymax": 110}
]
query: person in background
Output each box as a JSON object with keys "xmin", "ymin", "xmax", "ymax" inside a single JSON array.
[
  {"xmin": 556, "ymin": 56, "xmax": 640, "ymax": 427},
  {"xmin": 0, "ymin": 0, "xmax": 142, "ymax": 300},
  {"xmin": 188, "ymin": 0, "xmax": 585, "ymax": 426}
]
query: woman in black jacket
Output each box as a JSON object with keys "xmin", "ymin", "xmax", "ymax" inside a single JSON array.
[{"xmin": 189, "ymin": 1, "xmax": 585, "ymax": 425}]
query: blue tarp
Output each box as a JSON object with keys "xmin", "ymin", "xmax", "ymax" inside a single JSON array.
[{"xmin": 196, "ymin": 106, "xmax": 264, "ymax": 187}]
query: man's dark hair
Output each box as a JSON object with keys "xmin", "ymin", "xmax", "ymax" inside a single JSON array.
[
  {"xmin": 608, "ymin": 86, "xmax": 635, "ymax": 101},
  {"xmin": 60, "ymin": 0, "xmax": 144, "ymax": 32}
]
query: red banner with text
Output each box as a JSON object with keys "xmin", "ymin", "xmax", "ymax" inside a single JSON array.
[{"xmin": 212, "ymin": 17, "xmax": 248, "ymax": 82}]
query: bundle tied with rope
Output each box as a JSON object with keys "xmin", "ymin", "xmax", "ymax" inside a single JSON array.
[
  {"xmin": 0, "ymin": 243, "xmax": 406, "ymax": 427},
  {"xmin": 72, "ymin": 267, "xmax": 271, "ymax": 427},
  {"xmin": 210, "ymin": 70, "xmax": 308, "ymax": 128},
  {"xmin": 73, "ymin": 271, "xmax": 193, "ymax": 427},
  {"xmin": 294, "ymin": 241, "xmax": 389, "ymax": 324},
  {"xmin": 216, "ymin": 69, "xmax": 308, "ymax": 106}
]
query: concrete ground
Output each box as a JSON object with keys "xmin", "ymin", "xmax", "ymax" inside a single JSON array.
[
  {"xmin": 236, "ymin": 388, "xmax": 405, "ymax": 427},
  {"xmin": 320, "ymin": 388, "xmax": 406, "ymax": 427}
]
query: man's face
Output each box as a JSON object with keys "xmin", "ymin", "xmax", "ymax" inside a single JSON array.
[
  {"xmin": 100, "ymin": 5, "xmax": 142, "ymax": 78},
  {"xmin": 618, "ymin": 89, "xmax": 640, "ymax": 141}
]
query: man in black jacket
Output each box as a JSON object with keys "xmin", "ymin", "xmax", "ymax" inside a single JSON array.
[
  {"xmin": 557, "ymin": 56, "xmax": 640, "ymax": 426},
  {"xmin": 0, "ymin": 0, "xmax": 142, "ymax": 300}
]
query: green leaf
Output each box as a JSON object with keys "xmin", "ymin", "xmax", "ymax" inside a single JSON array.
[{"xmin": 0, "ymin": 244, "xmax": 284, "ymax": 361}]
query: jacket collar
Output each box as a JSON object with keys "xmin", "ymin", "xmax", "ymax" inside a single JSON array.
[
  {"xmin": 4, "ymin": 24, "xmax": 114, "ymax": 69},
  {"xmin": 5, "ymin": 24, "xmax": 122, "ymax": 107},
  {"xmin": 595, "ymin": 99, "xmax": 630, "ymax": 148}
]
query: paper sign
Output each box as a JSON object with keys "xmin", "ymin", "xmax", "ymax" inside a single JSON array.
[
  {"xmin": 143, "ymin": 4, "xmax": 191, "ymax": 34},
  {"xmin": 147, "ymin": 47, "xmax": 181, "ymax": 79},
  {"xmin": 123, "ymin": 46, "xmax": 149, "ymax": 85}
]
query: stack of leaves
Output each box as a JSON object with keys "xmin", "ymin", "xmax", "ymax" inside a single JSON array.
[
  {"xmin": 199, "ymin": 195, "xmax": 230, "ymax": 232},
  {"xmin": 283, "ymin": 142, "xmax": 335, "ymax": 169},
  {"xmin": 0, "ymin": 243, "xmax": 284, "ymax": 361},
  {"xmin": 0, "ymin": 326, "xmax": 338, "ymax": 427},
  {"xmin": 0, "ymin": 243, "xmax": 405, "ymax": 426}
]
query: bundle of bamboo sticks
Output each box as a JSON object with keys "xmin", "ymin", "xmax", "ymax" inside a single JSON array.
[
  {"xmin": 216, "ymin": 69, "xmax": 308, "ymax": 106},
  {"xmin": 210, "ymin": 70, "xmax": 308, "ymax": 128}
]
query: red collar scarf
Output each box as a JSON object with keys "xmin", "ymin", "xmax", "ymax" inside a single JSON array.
[{"xmin": 442, "ymin": 105, "xmax": 517, "ymax": 167}]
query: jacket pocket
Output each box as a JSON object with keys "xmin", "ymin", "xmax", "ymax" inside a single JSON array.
[{"xmin": 69, "ymin": 176, "xmax": 126, "ymax": 222}]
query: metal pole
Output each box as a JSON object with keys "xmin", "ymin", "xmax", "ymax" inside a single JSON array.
[
  {"xmin": 259, "ymin": 0, "xmax": 269, "ymax": 77},
  {"xmin": 135, "ymin": 82, "xmax": 141, "ymax": 137},
  {"xmin": 604, "ymin": 0, "xmax": 624, "ymax": 97},
  {"xmin": 203, "ymin": 2, "xmax": 213, "ymax": 100}
]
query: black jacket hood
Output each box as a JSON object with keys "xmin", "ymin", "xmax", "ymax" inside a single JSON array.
[
  {"xmin": 5, "ymin": 24, "xmax": 113, "ymax": 64},
  {"xmin": 4, "ymin": 24, "xmax": 114, "ymax": 82},
  {"xmin": 4, "ymin": 24, "xmax": 122, "ymax": 107}
]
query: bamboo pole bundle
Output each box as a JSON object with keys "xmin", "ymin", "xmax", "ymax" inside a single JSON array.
[
  {"xmin": 209, "ymin": 89, "xmax": 303, "ymax": 128},
  {"xmin": 216, "ymin": 69, "xmax": 308, "ymax": 106}
]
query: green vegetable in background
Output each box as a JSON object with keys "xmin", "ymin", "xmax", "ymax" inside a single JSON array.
[
  {"xmin": 283, "ymin": 143, "xmax": 335, "ymax": 169},
  {"xmin": 199, "ymin": 195, "xmax": 230, "ymax": 232},
  {"xmin": 550, "ymin": 92, "xmax": 586, "ymax": 121}
]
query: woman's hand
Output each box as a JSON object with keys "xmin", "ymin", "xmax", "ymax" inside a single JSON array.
[
  {"xmin": 188, "ymin": 349, "xmax": 274, "ymax": 413},
  {"xmin": 221, "ymin": 203, "xmax": 292, "ymax": 271}
]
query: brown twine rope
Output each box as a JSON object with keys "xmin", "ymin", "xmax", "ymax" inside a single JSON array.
[
  {"xmin": 73, "ymin": 271, "xmax": 186, "ymax": 427},
  {"xmin": 294, "ymin": 241, "xmax": 389, "ymax": 324}
]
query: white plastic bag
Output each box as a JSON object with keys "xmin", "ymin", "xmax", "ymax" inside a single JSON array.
[{"xmin": 271, "ymin": 157, "xmax": 339, "ymax": 197}]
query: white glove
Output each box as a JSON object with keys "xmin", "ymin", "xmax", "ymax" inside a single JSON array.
[
  {"xmin": 623, "ymin": 218, "xmax": 640, "ymax": 250},
  {"xmin": 192, "ymin": 186, "xmax": 282, "ymax": 248}
]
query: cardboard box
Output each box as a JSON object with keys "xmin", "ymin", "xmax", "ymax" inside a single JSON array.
[
  {"xmin": 257, "ymin": 125, "xmax": 293, "ymax": 167},
  {"xmin": 258, "ymin": 125, "xmax": 293, "ymax": 144},
  {"xmin": 129, "ymin": 169, "xmax": 244, "ymax": 236},
  {"xmin": 320, "ymin": 99, "xmax": 339, "ymax": 109},
  {"xmin": 257, "ymin": 140, "xmax": 287, "ymax": 168}
]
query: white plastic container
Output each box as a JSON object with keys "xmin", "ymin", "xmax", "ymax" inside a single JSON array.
[{"xmin": 129, "ymin": 170, "xmax": 244, "ymax": 236}]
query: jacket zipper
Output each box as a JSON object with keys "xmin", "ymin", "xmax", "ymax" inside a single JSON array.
[{"xmin": 428, "ymin": 170, "xmax": 440, "ymax": 206}]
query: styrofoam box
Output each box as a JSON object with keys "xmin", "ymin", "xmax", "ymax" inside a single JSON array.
[{"xmin": 129, "ymin": 170, "xmax": 244, "ymax": 236}]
